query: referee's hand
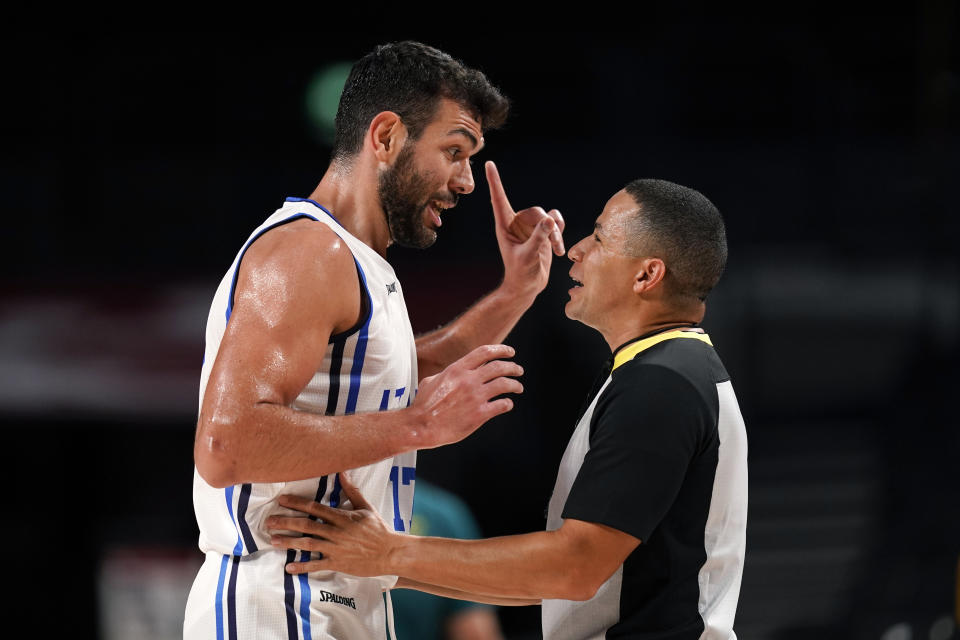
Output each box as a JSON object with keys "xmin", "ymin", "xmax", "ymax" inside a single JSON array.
[{"xmin": 269, "ymin": 472, "xmax": 396, "ymax": 578}]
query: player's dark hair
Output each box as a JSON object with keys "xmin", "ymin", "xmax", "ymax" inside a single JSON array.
[
  {"xmin": 332, "ymin": 41, "xmax": 509, "ymax": 161},
  {"xmin": 623, "ymin": 179, "xmax": 728, "ymax": 302}
]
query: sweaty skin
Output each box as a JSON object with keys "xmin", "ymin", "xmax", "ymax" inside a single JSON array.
[
  {"xmin": 264, "ymin": 190, "xmax": 722, "ymax": 606},
  {"xmin": 268, "ymin": 472, "xmax": 639, "ymax": 603},
  {"xmin": 195, "ymin": 117, "xmax": 565, "ymax": 487}
]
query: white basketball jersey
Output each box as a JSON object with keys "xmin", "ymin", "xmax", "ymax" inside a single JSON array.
[{"xmin": 185, "ymin": 198, "xmax": 418, "ymax": 640}]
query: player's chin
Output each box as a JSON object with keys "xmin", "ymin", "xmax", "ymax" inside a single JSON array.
[
  {"xmin": 420, "ymin": 214, "xmax": 439, "ymax": 238},
  {"xmin": 399, "ymin": 226, "xmax": 437, "ymax": 250},
  {"xmin": 419, "ymin": 213, "xmax": 440, "ymax": 243}
]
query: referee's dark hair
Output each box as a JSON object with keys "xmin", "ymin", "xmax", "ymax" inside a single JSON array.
[
  {"xmin": 623, "ymin": 179, "xmax": 728, "ymax": 303},
  {"xmin": 331, "ymin": 41, "xmax": 510, "ymax": 163}
]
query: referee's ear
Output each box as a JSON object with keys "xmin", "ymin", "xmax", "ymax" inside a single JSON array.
[{"xmin": 632, "ymin": 257, "xmax": 667, "ymax": 296}]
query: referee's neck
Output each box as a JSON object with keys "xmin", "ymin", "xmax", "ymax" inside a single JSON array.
[
  {"xmin": 609, "ymin": 321, "xmax": 701, "ymax": 356},
  {"xmin": 602, "ymin": 304, "xmax": 705, "ymax": 353}
]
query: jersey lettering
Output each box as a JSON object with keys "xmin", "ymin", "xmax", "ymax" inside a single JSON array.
[
  {"xmin": 388, "ymin": 465, "xmax": 416, "ymax": 531},
  {"xmin": 379, "ymin": 386, "xmax": 408, "ymax": 410}
]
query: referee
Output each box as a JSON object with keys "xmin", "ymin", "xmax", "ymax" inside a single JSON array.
[{"xmin": 269, "ymin": 178, "xmax": 749, "ymax": 640}]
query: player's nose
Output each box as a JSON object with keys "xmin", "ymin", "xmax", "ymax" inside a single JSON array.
[{"xmin": 450, "ymin": 161, "xmax": 475, "ymax": 195}]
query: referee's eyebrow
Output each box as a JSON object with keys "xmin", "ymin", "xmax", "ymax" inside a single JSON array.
[{"xmin": 594, "ymin": 222, "xmax": 611, "ymax": 242}]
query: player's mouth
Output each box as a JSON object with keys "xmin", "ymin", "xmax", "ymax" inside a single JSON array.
[
  {"xmin": 569, "ymin": 273, "xmax": 583, "ymax": 292},
  {"xmin": 427, "ymin": 200, "xmax": 455, "ymax": 228}
]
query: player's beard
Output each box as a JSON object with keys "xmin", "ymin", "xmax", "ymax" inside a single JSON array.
[{"xmin": 378, "ymin": 144, "xmax": 446, "ymax": 249}]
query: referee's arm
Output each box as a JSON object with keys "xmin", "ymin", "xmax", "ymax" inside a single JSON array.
[
  {"xmin": 271, "ymin": 488, "xmax": 640, "ymax": 603},
  {"xmin": 387, "ymin": 518, "xmax": 640, "ymax": 602}
]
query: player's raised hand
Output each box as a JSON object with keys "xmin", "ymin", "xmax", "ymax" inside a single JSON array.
[
  {"xmin": 411, "ymin": 343, "xmax": 523, "ymax": 449},
  {"xmin": 486, "ymin": 161, "xmax": 565, "ymax": 300}
]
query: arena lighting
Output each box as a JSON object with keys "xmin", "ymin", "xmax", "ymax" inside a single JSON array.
[{"xmin": 305, "ymin": 61, "xmax": 352, "ymax": 146}]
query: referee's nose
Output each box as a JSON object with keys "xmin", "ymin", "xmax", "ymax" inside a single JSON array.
[{"xmin": 568, "ymin": 236, "xmax": 588, "ymax": 261}]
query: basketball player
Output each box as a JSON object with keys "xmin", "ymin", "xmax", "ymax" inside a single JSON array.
[
  {"xmin": 183, "ymin": 42, "xmax": 565, "ymax": 640},
  {"xmin": 268, "ymin": 179, "xmax": 749, "ymax": 640}
]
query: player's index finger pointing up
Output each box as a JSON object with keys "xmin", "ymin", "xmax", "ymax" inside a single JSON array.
[{"xmin": 485, "ymin": 160, "xmax": 515, "ymax": 226}]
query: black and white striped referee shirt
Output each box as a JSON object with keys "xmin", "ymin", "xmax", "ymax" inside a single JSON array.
[{"xmin": 542, "ymin": 326, "xmax": 748, "ymax": 640}]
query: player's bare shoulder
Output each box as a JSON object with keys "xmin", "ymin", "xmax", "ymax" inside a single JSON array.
[{"xmin": 232, "ymin": 218, "xmax": 362, "ymax": 337}]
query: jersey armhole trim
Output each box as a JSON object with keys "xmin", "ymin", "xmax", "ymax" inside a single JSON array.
[
  {"xmin": 225, "ymin": 213, "xmax": 321, "ymax": 322},
  {"xmin": 284, "ymin": 197, "xmax": 344, "ymax": 228},
  {"xmin": 225, "ymin": 212, "xmax": 372, "ymax": 343},
  {"xmin": 328, "ymin": 257, "xmax": 373, "ymax": 343}
]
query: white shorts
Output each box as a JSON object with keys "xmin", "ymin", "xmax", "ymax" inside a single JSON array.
[{"xmin": 184, "ymin": 549, "xmax": 395, "ymax": 640}]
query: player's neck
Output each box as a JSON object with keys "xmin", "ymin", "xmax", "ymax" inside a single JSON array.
[{"xmin": 307, "ymin": 163, "xmax": 391, "ymax": 257}]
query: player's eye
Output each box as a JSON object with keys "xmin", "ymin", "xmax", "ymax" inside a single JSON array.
[{"xmin": 448, "ymin": 147, "xmax": 461, "ymax": 159}]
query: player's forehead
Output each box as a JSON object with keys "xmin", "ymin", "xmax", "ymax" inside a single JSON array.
[{"xmin": 424, "ymin": 98, "xmax": 485, "ymax": 152}]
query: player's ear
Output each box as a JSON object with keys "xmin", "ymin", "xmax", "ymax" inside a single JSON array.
[
  {"xmin": 632, "ymin": 257, "xmax": 666, "ymax": 295},
  {"xmin": 368, "ymin": 111, "xmax": 408, "ymax": 164}
]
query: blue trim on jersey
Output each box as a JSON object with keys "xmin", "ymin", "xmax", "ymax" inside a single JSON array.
[
  {"xmin": 330, "ymin": 474, "xmax": 343, "ymax": 508},
  {"xmin": 328, "ymin": 254, "xmax": 375, "ymax": 343},
  {"xmin": 224, "ymin": 486, "xmax": 244, "ymax": 555},
  {"xmin": 297, "ymin": 554, "xmax": 313, "ymax": 639},
  {"xmin": 345, "ymin": 319, "xmax": 370, "ymax": 414},
  {"xmin": 344, "ymin": 260, "xmax": 372, "ymax": 415},
  {"xmin": 237, "ymin": 484, "xmax": 257, "ymax": 553},
  {"xmin": 311, "ymin": 475, "xmax": 329, "ymax": 562},
  {"xmin": 217, "ymin": 488, "xmax": 244, "ymax": 639},
  {"xmin": 283, "ymin": 550, "xmax": 298, "ymax": 640},
  {"xmin": 215, "ymin": 554, "xmax": 229, "ymax": 640},
  {"xmin": 227, "ymin": 556, "xmax": 240, "ymax": 640},
  {"xmin": 284, "ymin": 197, "xmax": 343, "ymax": 227},
  {"xmin": 225, "ymin": 213, "xmax": 321, "ymax": 323},
  {"xmin": 314, "ymin": 475, "xmax": 329, "ymax": 512},
  {"xmin": 289, "ymin": 473, "xmax": 330, "ymax": 637}
]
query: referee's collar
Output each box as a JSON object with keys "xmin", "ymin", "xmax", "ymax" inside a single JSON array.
[{"xmin": 611, "ymin": 324, "xmax": 712, "ymax": 371}]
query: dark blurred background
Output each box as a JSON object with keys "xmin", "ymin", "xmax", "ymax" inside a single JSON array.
[{"xmin": 2, "ymin": 11, "xmax": 958, "ymax": 640}]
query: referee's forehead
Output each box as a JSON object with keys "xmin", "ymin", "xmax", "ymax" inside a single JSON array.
[{"xmin": 597, "ymin": 190, "xmax": 641, "ymax": 243}]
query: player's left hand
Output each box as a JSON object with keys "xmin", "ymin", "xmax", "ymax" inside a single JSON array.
[
  {"xmin": 267, "ymin": 472, "xmax": 398, "ymax": 577},
  {"xmin": 486, "ymin": 161, "xmax": 564, "ymax": 301}
]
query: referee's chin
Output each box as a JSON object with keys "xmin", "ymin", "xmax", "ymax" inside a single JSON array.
[{"xmin": 563, "ymin": 299, "xmax": 583, "ymax": 324}]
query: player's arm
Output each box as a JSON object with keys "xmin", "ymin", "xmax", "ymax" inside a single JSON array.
[
  {"xmin": 393, "ymin": 577, "xmax": 539, "ymax": 607},
  {"xmin": 194, "ymin": 221, "xmax": 523, "ymax": 488},
  {"xmin": 415, "ymin": 161, "xmax": 565, "ymax": 379},
  {"xmin": 268, "ymin": 475, "xmax": 640, "ymax": 602}
]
